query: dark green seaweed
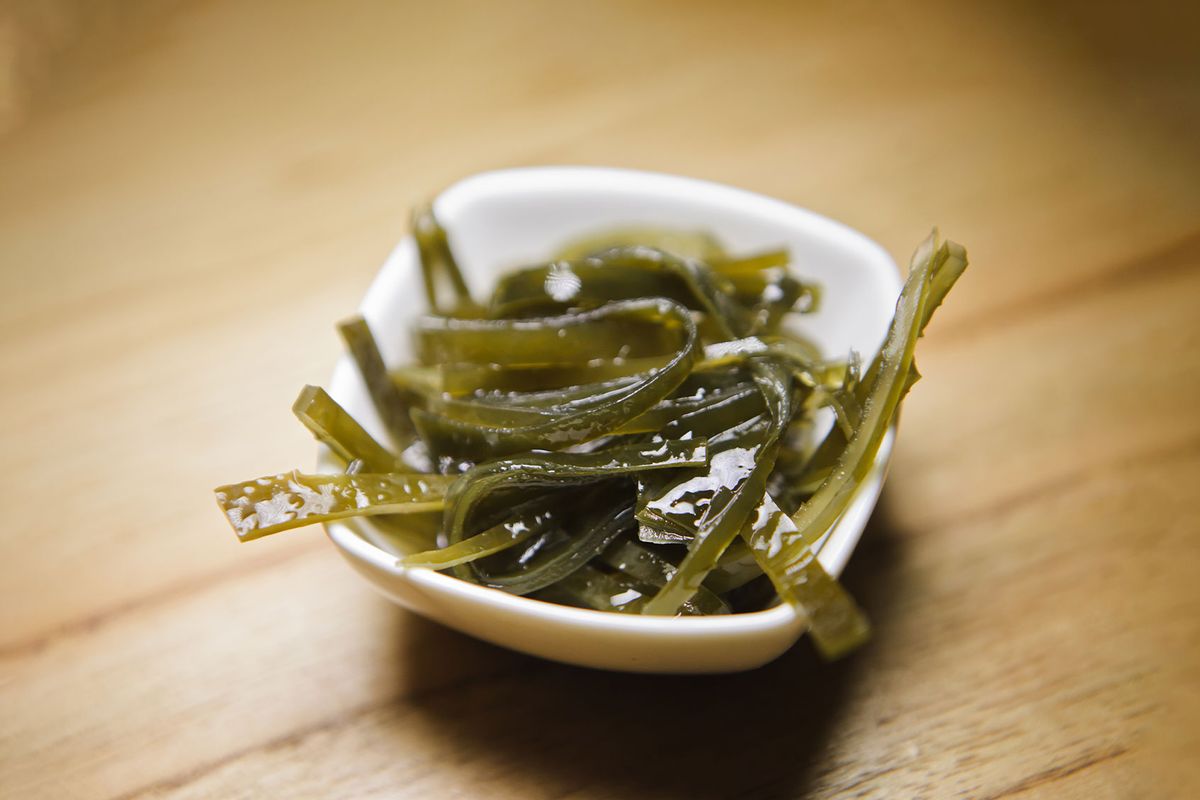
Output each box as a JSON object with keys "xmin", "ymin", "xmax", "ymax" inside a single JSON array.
[{"xmin": 215, "ymin": 210, "xmax": 965, "ymax": 662}]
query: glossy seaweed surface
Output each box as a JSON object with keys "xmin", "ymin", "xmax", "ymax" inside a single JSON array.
[{"xmin": 215, "ymin": 205, "xmax": 966, "ymax": 659}]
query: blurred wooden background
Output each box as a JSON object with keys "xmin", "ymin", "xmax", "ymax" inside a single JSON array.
[{"xmin": 1, "ymin": 1, "xmax": 1197, "ymax": 797}]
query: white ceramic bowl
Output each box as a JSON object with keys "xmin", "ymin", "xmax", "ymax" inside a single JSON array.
[{"xmin": 323, "ymin": 166, "xmax": 901, "ymax": 673}]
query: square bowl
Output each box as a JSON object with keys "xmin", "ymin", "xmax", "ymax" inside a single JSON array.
[{"xmin": 324, "ymin": 166, "xmax": 900, "ymax": 673}]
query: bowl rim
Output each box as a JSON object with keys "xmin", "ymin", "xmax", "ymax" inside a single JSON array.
[{"xmin": 324, "ymin": 164, "xmax": 900, "ymax": 636}]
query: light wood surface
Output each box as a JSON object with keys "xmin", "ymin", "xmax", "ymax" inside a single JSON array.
[{"xmin": 2, "ymin": 2, "xmax": 1197, "ymax": 797}]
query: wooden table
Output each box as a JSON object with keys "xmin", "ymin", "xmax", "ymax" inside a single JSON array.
[{"xmin": 2, "ymin": 2, "xmax": 1197, "ymax": 797}]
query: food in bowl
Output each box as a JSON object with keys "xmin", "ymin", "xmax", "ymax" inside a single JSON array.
[{"xmin": 214, "ymin": 203, "xmax": 966, "ymax": 659}]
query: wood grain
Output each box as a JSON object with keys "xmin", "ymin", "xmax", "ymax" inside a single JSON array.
[{"xmin": 1, "ymin": 1, "xmax": 1197, "ymax": 797}]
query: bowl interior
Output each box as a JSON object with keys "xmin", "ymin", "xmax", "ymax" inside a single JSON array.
[{"xmin": 321, "ymin": 166, "xmax": 900, "ymax": 671}]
